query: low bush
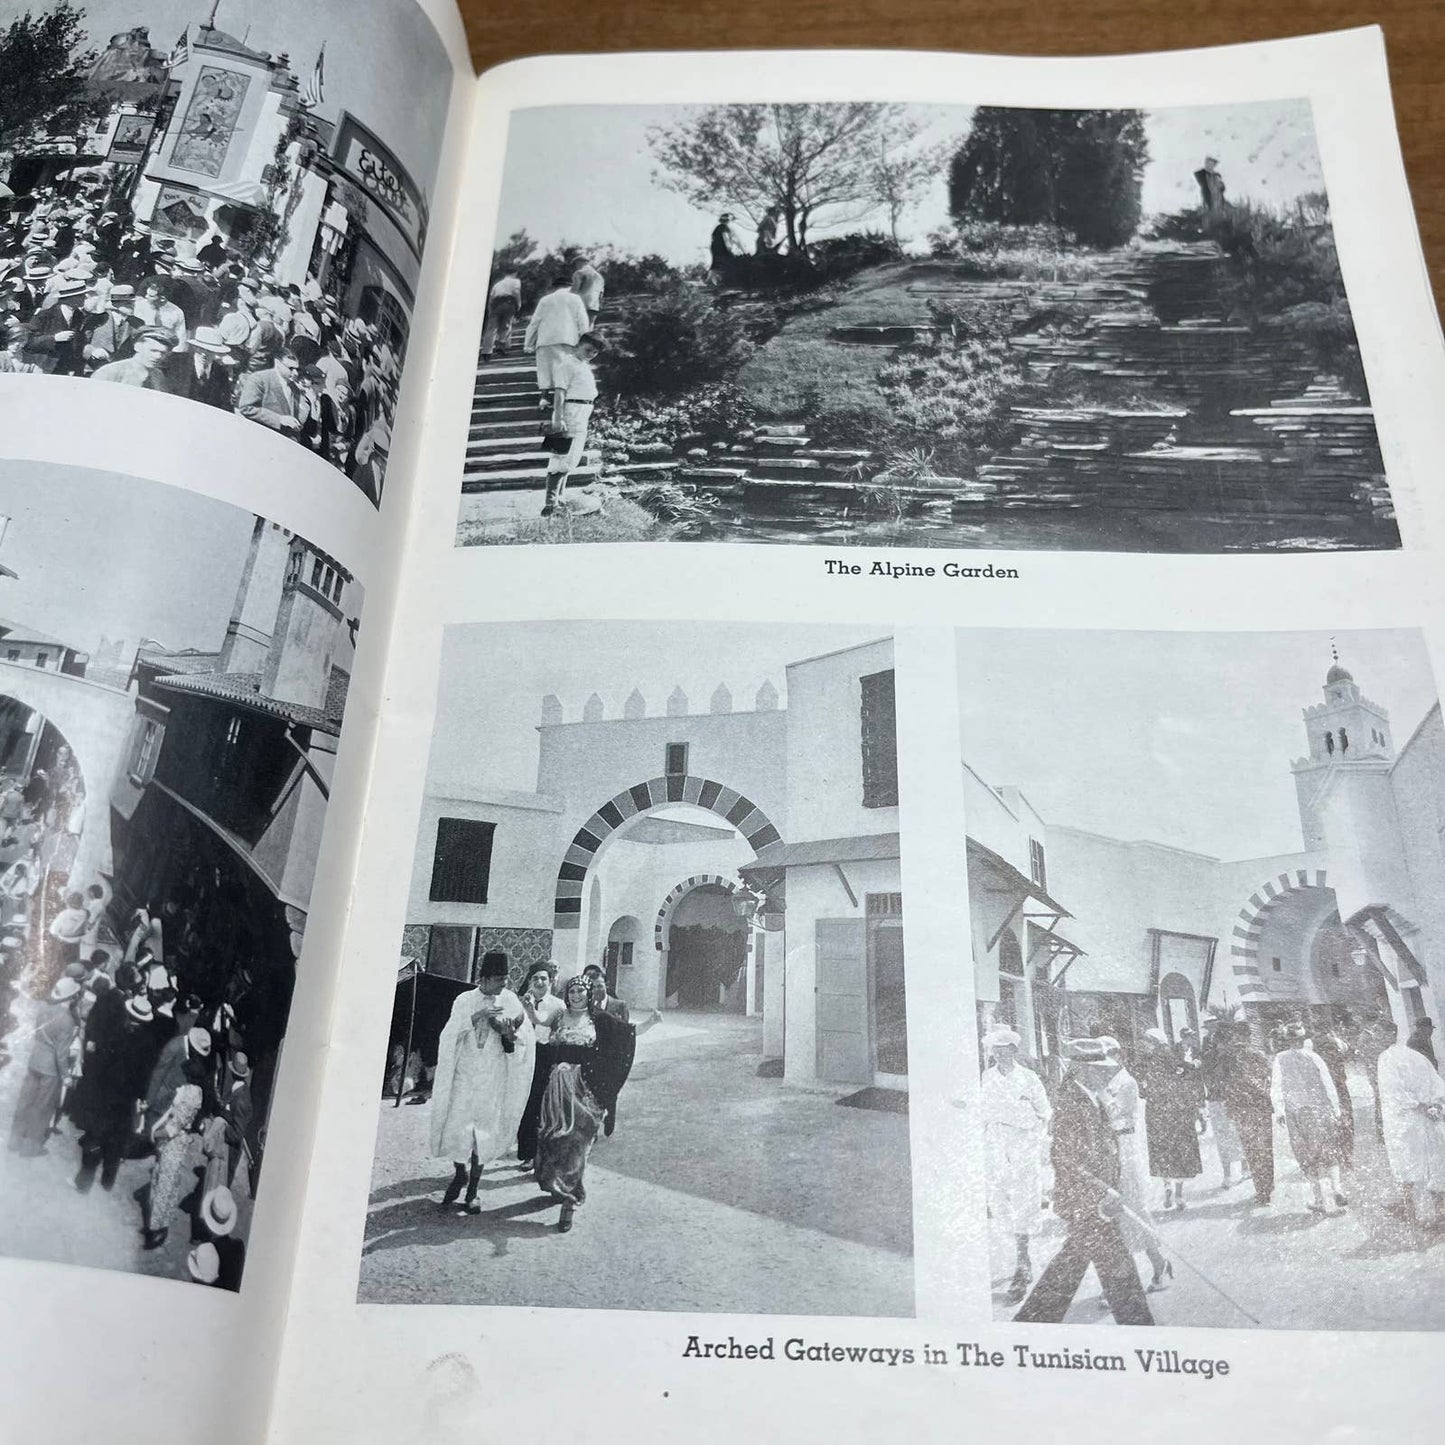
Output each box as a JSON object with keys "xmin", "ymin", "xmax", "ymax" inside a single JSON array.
[
  {"xmin": 589, "ymin": 382, "xmax": 758, "ymax": 454},
  {"xmin": 925, "ymin": 221, "xmax": 1114, "ymax": 281},
  {"xmin": 602, "ymin": 284, "xmax": 754, "ymax": 396}
]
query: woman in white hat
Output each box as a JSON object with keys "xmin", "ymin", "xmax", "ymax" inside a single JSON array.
[
  {"xmin": 142, "ymin": 1045, "xmax": 210, "ymax": 1250},
  {"xmin": 981, "ymin": 1025, "xmax": 1052, "ymax": 1303},
  {"xmin": 6, "ymin": 977, "xmax": 84, "ymax": 1156}
]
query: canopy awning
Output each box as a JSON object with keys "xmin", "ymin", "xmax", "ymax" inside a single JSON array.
[{"xmin": 967, "ymin": 837, "xmax": 1083, "ymax": 980}]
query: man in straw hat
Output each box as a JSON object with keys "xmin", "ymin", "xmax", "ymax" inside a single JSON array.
[
  {"xmin": 1013, "ymin": 1036, "xmax": 1153, "ymax": 1325},
  {"xmin": 74, "ymin": 991, "xmax": 157, "ymax": 1193},
  {"xmin": 981, "ymin": 1025, "xmax": 1052, "ymax": 1305},
  {"xmin": 7, "ymin": 977, "xmax": 85, "ymax": 1157},
  {"xmin": 184, "ymin": 325, "xmax": 237, "ymax": 409},
  {"xmin": 196, "ymin": 1184, "xmax": 245, "ymax": 1289},
  {"xmin": 25, "ymin": 275, "xmax": 91, "ymax": 374},
  {"xmin": 429, "ymin": 951, "xmax": 535, "ymax": 1214}
]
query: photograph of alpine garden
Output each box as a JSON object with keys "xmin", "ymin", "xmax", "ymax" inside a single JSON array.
[
  {"xmin": 358, "ymin": 621, "xmax": 915, "ymax": 1317},
  {"xmin": 960, "ymin": 628, "xmax": 1445, "ymax": 1331},
  {"xmin": 459, "ymin": 98, "xmax": 1395, "ymax": 551},
  {"xmin": 0, "ymin": 461, "xmax": 362, "ymax": 1293},
  {"xmin": 0, "ymin": 0, "xmax": 453, "ymax": 506}
]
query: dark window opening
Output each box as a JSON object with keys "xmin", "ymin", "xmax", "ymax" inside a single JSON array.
[
  {"xmin": 1271, "ymin": 956, "xmax": 1282, "ymax": 973},
  {"xmin": 665, "ymin": 742, "xmax": 688, "ymax": 776},
  {"xmin": 1029, "ymin": 838, "xmax": 1048, "ymax": 893},
  {"xmin": 429, "ymin": 817, "xmax": 496, "ymax": 904},
  {"xmin": 860, "ymin": 668, "xmax": 898, "ymax": 809}
]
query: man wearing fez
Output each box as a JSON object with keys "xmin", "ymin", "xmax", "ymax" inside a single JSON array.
[
  {"xmin": 429, "ymin": 951, "xmax": 535, "ymax": 1214},
  {"xmin": 1014, "ymin": 1036, "xmax": 1154, "ymax": 1326}
]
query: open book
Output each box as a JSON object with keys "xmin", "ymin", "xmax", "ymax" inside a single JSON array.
[{"xmin": 0, "ymin": 4, "xmax": 1441, "ymax": 1439}]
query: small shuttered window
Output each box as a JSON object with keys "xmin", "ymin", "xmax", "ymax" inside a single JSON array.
[
  {"xmin": 429, "ymin": 818, "xmax": 496, "ymax": 904},
  {"xmin": 859, "ymin": 668, "xmax": 898, "ymax": 809}
]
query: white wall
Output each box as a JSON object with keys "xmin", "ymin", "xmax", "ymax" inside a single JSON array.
[
  {"xmin": 784, "ymin": 637, "xmax": 896, "ymax": 844},
  {"xmin": 406, "ymin": 787, "xmax": 562, "ymax": 930}
]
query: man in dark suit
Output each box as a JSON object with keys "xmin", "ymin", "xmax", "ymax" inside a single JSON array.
[
  {"xmin": 26, "ymin": 277, "xmax": 92, "ymax": 374},
  {"xmin": 1014, "ymin": 1037, "xmax": 1154, "ymax": 1325},
  {"xmin": 582, "ymin": 964, "xmax": 630, "ymax": 1023}
]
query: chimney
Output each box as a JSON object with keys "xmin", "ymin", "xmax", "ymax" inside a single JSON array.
[
  {"xmin": 220, "ymin": 518, "xmax": 290, "ymax": 675},
  {"xmin": 262, "ymin": 536, "xmax": 348, "ymax": 710}
]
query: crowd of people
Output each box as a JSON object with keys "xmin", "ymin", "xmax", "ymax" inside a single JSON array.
[
  {"xmin": 983, "ymin": 1009, "xmax": 1445, "ymax": 1326},
  {"xmin": 0, "ymin": 186, "xmax": 400, "ymax": 504},
  {"xmin": 0, "ymin": 772, "xmax": 269, "ymax": 1291},
  {"xmin": 426, "ymin": 951, "xmax": 634, "ymax": 1233}
]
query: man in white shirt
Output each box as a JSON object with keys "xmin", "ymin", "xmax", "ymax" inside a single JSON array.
[
  {"xmin": 982, "ymin": 1026, "xmax": 1052, "ymax": 1304},
  {"xmin": 541, "ymin": 333, "xmax": 603, "ymax": 518},
  {"xmin": 1376, "ymin": 1019, "xmax": 1445, "ymax": 1227},
  {"xmin": 480, "ymin": 271, "xmax": 522, "ymax": 359},
  {"xmin": 569, "ymin": 253, "xmax": 604, "ymax": 324},
  {"xmin": 523, "ymin": 273, "xmax": 589, "ymax": 405}
]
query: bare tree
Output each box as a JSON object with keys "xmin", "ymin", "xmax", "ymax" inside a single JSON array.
[
  {"xmin": 870, "ymin": 115, "xmax": 951, "ymax": 247},
  {"xmin": 649, "ymin": 103, "xmax": 918, "ymax": 252}
]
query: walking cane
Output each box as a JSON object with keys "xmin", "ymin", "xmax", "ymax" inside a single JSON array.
[{"xmin": 1067, "ymin": 1161, "xmax": 1262, "ymax": 1326}]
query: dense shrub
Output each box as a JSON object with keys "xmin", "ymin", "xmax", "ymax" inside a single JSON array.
[
  {"xmin": 602, "ymin": 283, "xmax": 754, "ymax": 395},
  {"xmin": 925, "ymin": 222, "xmax": 1116, "ymax": 281},
  {"xmin": 589, "ymin": 382, "xmax": 758, "ymax": 453},
  {"xmin": 948, "ymin": 108, "xmax": 1148, "ymax": 250},
  {"xmin": 486, "ymin": 230, "xmax": 683, "ymax": 308}
]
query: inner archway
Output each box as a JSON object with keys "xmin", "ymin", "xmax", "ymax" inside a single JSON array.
[
  {"xmin": 604, "ymin": 914, "xmax": 641, "ymax": 995},
  {"xmin": 665, "ymin": 884, "xmax": 748, "ymax": 1012},
  {"xmin": 0, "ymin": 695, "xmax": 86, "ymax": 878}
]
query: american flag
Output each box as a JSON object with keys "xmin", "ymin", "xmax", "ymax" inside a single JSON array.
[{"xmin": 301, "ymin": 44, "xmax": 326, "ymax": 108}]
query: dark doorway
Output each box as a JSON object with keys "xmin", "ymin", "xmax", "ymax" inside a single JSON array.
[{"xmin": 665, "ymin": 885, "xmax": 746, "ymax": 1010}]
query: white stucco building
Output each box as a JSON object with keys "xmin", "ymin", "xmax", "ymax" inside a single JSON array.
[
  {"xmin": 402, "ymin": 636, "xmax": 907, "ymax": 1090},
  {"xmin": 970, "ymin": 656, "xmax": 1445, "ymax": 1070}
]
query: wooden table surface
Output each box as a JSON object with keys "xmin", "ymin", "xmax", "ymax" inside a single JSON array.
[{"xmin": 457, "ymin": 0, "xmax": 1443, "ymax": 313}]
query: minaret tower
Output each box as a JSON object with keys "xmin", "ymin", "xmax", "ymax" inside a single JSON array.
[{"xmin": 1290, "ymin": 645, "xmax": 1394, "ymax": 849}]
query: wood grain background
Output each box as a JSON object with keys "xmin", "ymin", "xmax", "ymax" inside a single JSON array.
[{"xmin": 456, "ymin": 0, "xmax": 1443, "ymax": 312}]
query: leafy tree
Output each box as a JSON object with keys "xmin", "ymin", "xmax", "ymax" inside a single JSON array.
[
  {"xmin": 0, "ymin": 3, "xmax": 101, "ymax": 145},
  {"xmin": 649, "ymin": 103, "xmax": 917, "ymax": 253},
  {"xmin": 869, "ymin": 116, "xmax": 950, "ymax": 247},
  {"xmin": 948, "ymin": 108, "xmax": 1148, "ymax": 249}
]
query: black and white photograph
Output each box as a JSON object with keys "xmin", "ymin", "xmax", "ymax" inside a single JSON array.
[
  {"xmin": 959, "ymin": 627, "xmax": 1445, "ymax": 1329},
  {"xmin": 0, "ymin": 0, "xmax": 453, "ymax": 506},
  {"xmin": 0, "ymin": 460, "xmax": 363, "ymax": 1290},
  {"xmin": 459, "ymin": 98, "xmax": 1395, "ymax": 551},
  {"xmin": 358, "ymin": 621, "xmax": 915, "ymax": 1316}
]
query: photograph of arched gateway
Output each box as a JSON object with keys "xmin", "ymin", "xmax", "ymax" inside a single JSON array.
[
  {"xmin": 459, "ymin": 98, "xmax": 1395, "ymax": 552},
  {"xmin": 0, "ymin": 461, "xmax": 362, "ymax": 1291},
  {"xmin": 959, "ymin": 627, "xmax": 1445, "ymax": 1331},
  {"xmin": 359, "ymin": 621, "xmax": 914, "ymax": 1316}
]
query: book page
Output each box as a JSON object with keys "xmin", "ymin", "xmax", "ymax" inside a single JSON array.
[
  {"xmin": 278, "ymin": 29, "xmax": 1445, "ymax": 1444},
  {"xmin": 0, "ymin": 0, "xmax": 472, "ymax": 1440}
]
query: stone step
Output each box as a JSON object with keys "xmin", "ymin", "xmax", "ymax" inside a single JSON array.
[
  {"xmin": 754, "ymin": 425, "xmax": 807, "ymax": 438},
  {"xmin": 467, "ymin": 432, "xmax": 545, "ymax": 449},
  {"xmin": 470, "ymin": 418, "xmax": 543, "ymax": 436},
  {"xmin": 677, "ymin": 466, "xmax": 751, "ymax": 482},
  {"xmin": 461, "ymin": 462, "xmax": 601, "ymax": 493},
  {"xmin": 469, "ymin": 403, "xmax": 543, "ymax": 423},
  {"xmin": 606, "ymin": 461, "xmax": 683, "ymax": 476},
  {"xmin": 473, "ymin": 383, "xmax": 542, "ymax": 401}
]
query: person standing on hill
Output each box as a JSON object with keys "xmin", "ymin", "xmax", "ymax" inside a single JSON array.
[
  {"xmin": 523, "ymin": 274, "xmax": 589, "ymax": 413},
  {"xmin": 569, "ymin": 253, "xmax": 604, "ymax": 326},
  {"xmin": 708, "ymin": 213, "xmax": 744, "ymax": 285},
  {"xmin": 539, "ymin": 333, "xmax": 603, "ymax": 519}
]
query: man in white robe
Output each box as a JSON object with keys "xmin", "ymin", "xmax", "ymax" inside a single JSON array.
[
  {"xmin": 429, "ymin": 952, "xmax": 536, "ymax": 1212},
  {"xmin": 1377, "ymin": 1021, "xmax": 1445, "ymax": 1227},
  {"xmin": 982, "ymin": 1026, "xmax": 1052, "ymax": 1304}
]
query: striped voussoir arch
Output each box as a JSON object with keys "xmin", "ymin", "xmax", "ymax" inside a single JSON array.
[
  {"xmin": 654, "ymin": 875, "xmax": 738, "ymax": 952},
  {"xmin": 1230, "ymin": 868, "xmax": 1329, "ymax": 1002},
  {"xmin": 553, "ymin": 775, "xmax": 781, "ymax": 932}
]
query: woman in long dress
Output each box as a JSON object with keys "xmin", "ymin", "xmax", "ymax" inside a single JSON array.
[
  {"xmin": 535, "ymin": 975, "xmax": 634, "ymax": 1232},
  {"xmin": 1138, "ymin": 1027, "xmax": 1205, "ymax": 1211},
  {"xmin": 142, "ymin": 1058, "xmax": 207, "ymax": 1248},
  {"xmin": 516, "ymin": 964, "xmax": 564, "ymax": 1167},
  {"xmin": 1100, "ymin": 1038, "xmax": 1171, "ymax": 1291}
]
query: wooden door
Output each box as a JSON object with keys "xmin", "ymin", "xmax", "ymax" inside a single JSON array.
[{"xmin": 816, "ymin": 918, "xmax": 870, "ymax": 1083}]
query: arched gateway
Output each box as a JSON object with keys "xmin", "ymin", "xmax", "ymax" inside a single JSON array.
[{"xmin": 552, "ymin": 774, "xmax": 780, "ymax": 932}]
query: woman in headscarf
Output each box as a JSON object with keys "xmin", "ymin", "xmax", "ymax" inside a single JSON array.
[
  {"xmin": 1099, "ymin": 1037, "xmax": 1171, "ymax": 1291},
  {"xmin": 516, "ymin": 963, "xmax": 563, "ymax": 1167},
  {"xmin": 1138, "ymin": 1026, "xmax": 1205, "ymax": 1211},
  {"xmin": 1270, "ymin": 1023, "xmax": 1347, "ymax": 1216},
  {"xmin": 534, "ymin": 974, "xmax": 635, "ymax": 1232}
]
